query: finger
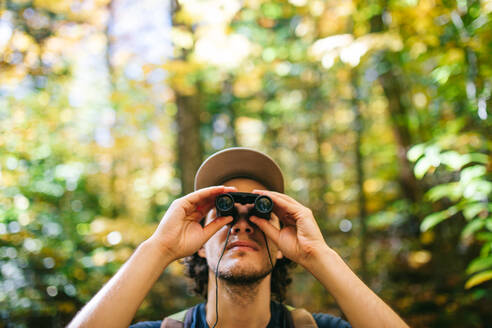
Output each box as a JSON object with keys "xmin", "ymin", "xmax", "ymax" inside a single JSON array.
[
  {"xmin": 271, "ymin": 211, "xmax": 296, "ymax": 228},
  {"xmin": 249, "ymin": 217, "xmax": 281, "ymax": 246},
  {"xmin": 255, "ymin": 193, "xmax": 301, "ymax": 224},
  {"xmin": 202, "ymin": 216, "xmax": 234, "ymax": 240},
  {"xmin": 183, "ymin": 186, "xmax": 237, "ymax": 215},
  {"xmin": 253, "ymin": 189, "xmax": 303, "ymax": 206},
  {"xmin": 188, "ymin": 185, "xmax": 237, "ymax": 204},
  {"xmin": 196, "ymin": 185, "xmax": 239, "ymax": 215},
  {"xmin": 252, "ymin": 189, "xmax": 301, "ymax": 214}
]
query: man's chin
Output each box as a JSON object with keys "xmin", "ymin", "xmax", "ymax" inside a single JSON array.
[{"xmin": 218, "ymin": 266, "xmax": 272, "ymax": 286}]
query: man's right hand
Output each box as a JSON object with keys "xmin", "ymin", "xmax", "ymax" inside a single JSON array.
[
  {"xmin": 68, "ymin": 186, "xmax": 237, "ymax": 328},
  {"xmin": 148, "ymin": 185, "xmax": 237, "ymax": 262}
]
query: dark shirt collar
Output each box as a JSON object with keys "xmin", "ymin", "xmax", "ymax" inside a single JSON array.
[{"xmin": 194, "ymin": 301, "xmax": 292, "ymax": 328}]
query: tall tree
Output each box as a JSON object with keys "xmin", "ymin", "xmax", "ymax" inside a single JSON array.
[
  {"xmin": 371, "ymin": 2, "xmax": 422, "ymax": 206},
  {"xmin": 171, "ymin": 0, "xmax": 203, "ymax": 194}
]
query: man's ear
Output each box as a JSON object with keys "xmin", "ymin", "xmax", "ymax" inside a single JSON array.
[
  {"xmin": 198, "ymin": 246, "xmax": 206, "ymax": 258},
  {"xmin": 276, "ymin": 249, "xmax": 283, "ymax": 260}
]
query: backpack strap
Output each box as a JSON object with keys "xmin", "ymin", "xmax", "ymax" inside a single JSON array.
[
  {"xmin": 283, "ymin": 304, "xmax": 318, "ymax": 328},
  {"xmin": 160, "ymin": 317, "xmax": 183, "ymax": 328},
  {"xmin": 290, "ymin": 308, "xmax": 318, "ymax": 328},
  {"xmin": 161, "ymin": 307, "xmax": 193, "ymax": 328}
]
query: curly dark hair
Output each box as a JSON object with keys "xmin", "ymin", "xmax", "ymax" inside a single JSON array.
[{"xmin": 183, "ymin": 250, "xmax": 295, "ymax": 303}]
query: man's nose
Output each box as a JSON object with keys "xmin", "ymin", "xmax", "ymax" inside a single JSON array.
[{"xmin": 231, "ymin": 216, "xmax": 254, "ymax": 234}]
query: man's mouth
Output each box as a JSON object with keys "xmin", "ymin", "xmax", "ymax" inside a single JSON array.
[{"xmin": 226, "ymin": 241, "xmax": 259, "ymax": 251}]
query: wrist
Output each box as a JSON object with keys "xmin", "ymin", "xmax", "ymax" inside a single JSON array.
[
  {"xmin": 302, "ymin": 243, "xmax": 337, "ymax": 271},
  {"xmin": 304, "ymin": 245, "xmax": 355, "ymax": 297},
  {"xmin": 140, "ymin": 238, "xmax": 175, "ymax": 268}
]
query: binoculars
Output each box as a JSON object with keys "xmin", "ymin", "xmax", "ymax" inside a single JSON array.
[{"xmin": 215, "ymin": 192, "xmax": 273, "ymax": 221}]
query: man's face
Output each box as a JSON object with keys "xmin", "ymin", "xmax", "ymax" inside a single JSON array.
[{"xmin": 199, "ymin": 178, "xmax": 282, "ymax": 284}]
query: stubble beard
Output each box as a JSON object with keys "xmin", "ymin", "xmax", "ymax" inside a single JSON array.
[
  {"xmin": 218, "ymin": 263, "xmax": 272, "ymax": 286},
  {"xmin": 212, "ymin": 259, "xmax": 274, "ymax": 304}
]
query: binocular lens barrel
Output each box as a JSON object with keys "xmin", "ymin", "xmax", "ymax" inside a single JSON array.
[
  {"xmin": 255, "ymin": 196, "xmax": 273, "ymax": 213},
  {"xmin": 216, "ymin": 194, "xmax": 234, "ymax": 211}
]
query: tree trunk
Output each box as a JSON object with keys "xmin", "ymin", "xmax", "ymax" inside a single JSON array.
[
  {"xmin": 171, "ymin": 0, "xmax": 204, "ymax": 195},
  {"xmin": 351, "ymin": 69, "xmax": 368, "ymax": 281},
  {"xmin": 377, "ymin": 65, "xmax": 421, "ymax": 203},
  {"xmin": 176, "ymin": 94, "xmax": 203, "ymax": 194},
  {"xmin": 311, "ymin": 91, "xmax": 329, "ymax": 224},
  {"xmin": 104, "ymin": 0, "xmax": 121, "ymax": 218},
  {"xmin": 313, "ymin": 119, "xmax": 328, "ymax": 222},
  {"xmin": 370, "ymin": 3, "xmax": 422, "ymax": 204}
]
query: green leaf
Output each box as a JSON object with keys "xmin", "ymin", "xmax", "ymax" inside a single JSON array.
[
  {"xmin": 431, "ymin": 65, "xmax": 453, "ymax": 84},
  {"xmin": 486, "ymin": 218, "xmax": 492, "ymax": 232},
  {"xmin": 476, "ymin": 232, "xmax": 492, "ymax": 242},
  {"xmin": 461, "ymin": 219, "xmax": 485, "ymax": 239},
  {"xmin": 424, "ymin": 144, "xmax": 441, "ymax": 163},
  {"xmin": 465, "ymin": 270, "xmax": 492, "ymax": 289},
  {"xmin": 467, "ymin": 256, "xmax": 492, "ymax": 275},
  {"xmin": 414, "ymin": 157, "xmax": 433, "ymax": 179},
  {"xmin": 440, "ymin": 151, "xmax": 467, "ymax": 170},
  {"xmin": 463, "ymin": 180, "xmax": 492, "ymax": 200},
  {"xmin": 420, "ymin": 206, "xmax": 458, "ymax": 232},
  {"xmin": 468, "ymin": 153, "xmax": 489, "ymax": 165},
  {"xmin": 463, "ymin": 202, "xmax": 487, "ymax": 220},
  {"xmin": 481, "ymin": 242, "xmax": 492, "ymax": 257},
  {"xmin": 426, "ymin": 182, "xmax": 461, "ymax": 202},
  {"xmin": 407, "ymin": 144, "xmax": 426, "ymax": 162},
  {"xmin": 460, "ymin": 165, "xmax": 486, "ymax": 185}
]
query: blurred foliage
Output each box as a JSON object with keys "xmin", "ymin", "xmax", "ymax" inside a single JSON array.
[
  {"xmin": 409, "ymin": 142, "xmax": 491, "ymax": 288},
  {"xmin": 1, "ymin": 0, "xmax": 491, "ymax": 327}
]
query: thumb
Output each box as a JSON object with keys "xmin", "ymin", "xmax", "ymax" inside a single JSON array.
[
  {"xmin": 202, "ymin": 216, "xmax": 233, "ymax": 241},
  {"xmin": 250, "ymin": 217, "xmax": 281, "ymax": 246}
]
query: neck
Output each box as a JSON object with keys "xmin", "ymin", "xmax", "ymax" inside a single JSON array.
[{"xmin": 206, "ymin": 272, "xmax": 272, "ymax": 328}]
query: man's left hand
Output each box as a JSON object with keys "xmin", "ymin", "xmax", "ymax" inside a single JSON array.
[{"xmin": 249, "ymin": 189, "xmax": 330, "ymax": 269}]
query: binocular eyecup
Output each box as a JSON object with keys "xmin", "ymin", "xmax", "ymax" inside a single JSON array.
[{"xmin": 215, "ymin": 192, "xmax": 273, "ymax": 221}]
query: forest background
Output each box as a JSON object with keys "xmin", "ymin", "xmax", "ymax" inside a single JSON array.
[{"xmin": 1, "ymin": 0, "xmax": 491, "ymax": 327}]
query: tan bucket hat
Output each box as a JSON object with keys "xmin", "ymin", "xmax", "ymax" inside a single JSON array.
[{"xmin": 194, "ymin": 147, "xmax": 284, "ymax": 193}]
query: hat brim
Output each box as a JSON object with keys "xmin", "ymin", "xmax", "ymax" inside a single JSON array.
[{"xmin": 194, "ymin": 148, "xmax": 284, "ymax": 193}]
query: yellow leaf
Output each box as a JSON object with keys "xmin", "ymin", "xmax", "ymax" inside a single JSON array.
[
  {"xmin": 34, "ymin": 0, "xmax": 71, "ymax": 13},
  {"xmin": 465, "ymin": 270, "xmax": 492, "ymax": 289}
]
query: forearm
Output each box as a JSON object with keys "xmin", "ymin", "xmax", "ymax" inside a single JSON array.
[
  {"xmin": 306, "ymin": 246, "xmax": 409, "ymax": 328},
  {"xmin": 68, "ymin": 239, "xmax": 173, "ymax": 328}
]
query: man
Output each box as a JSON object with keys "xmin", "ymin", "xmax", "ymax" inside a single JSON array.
[{"xmin": 69, "ymin": 147, "xmax": 409, "ymax": 328}]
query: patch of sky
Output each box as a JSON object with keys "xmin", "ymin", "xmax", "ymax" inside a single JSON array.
[{"xmin": 111, "ymin": 0, "xmax": 172, "ymax": 66}]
